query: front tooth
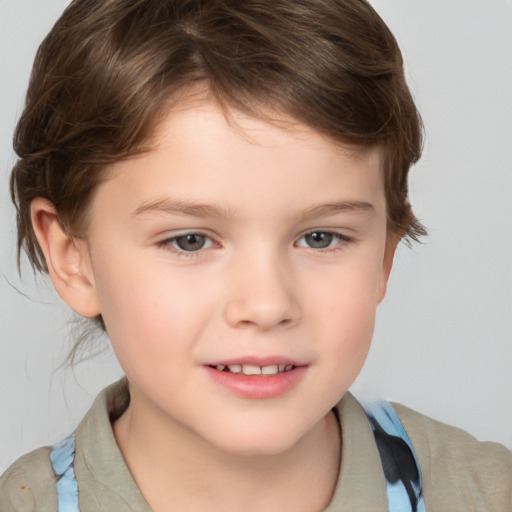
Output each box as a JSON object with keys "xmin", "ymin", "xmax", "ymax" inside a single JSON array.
[
  {"xmin": 242, "ymin": 365, "xmax": 261, "ymax": 375},
  {"xmin": 228, "ymin": 364, "xmax": 242, "ymax": 373},
  {"xmin": 261, "ymin": 365, "xmax": 278, "ymax": 375}
]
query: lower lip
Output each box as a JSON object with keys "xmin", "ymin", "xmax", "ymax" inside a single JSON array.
[{"xmin": 204, "ymin": 366, "xmax": 307, "ymax": 399}]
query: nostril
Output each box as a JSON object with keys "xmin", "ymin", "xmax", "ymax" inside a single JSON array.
[{"xmin": 223, "ymin": 289, "xmax": 300, "ymax": 331}]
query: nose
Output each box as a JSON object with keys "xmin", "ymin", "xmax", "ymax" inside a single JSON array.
[{"xmin": 223, "ymin": 253, "xmax": 300, "ymax": 331}]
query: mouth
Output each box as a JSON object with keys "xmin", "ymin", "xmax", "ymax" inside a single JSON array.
[
  {"xmin": 207, "ymin": 363, "xmax": 296, "ymax": 376},
  {"xmin": 205, "ymin": 361, "xmax": 307, "ymax": 399}
]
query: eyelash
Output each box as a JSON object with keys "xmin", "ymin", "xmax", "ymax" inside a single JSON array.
[
  {"xmin": 156, "ymin": 230, "xmax": 353, "ymax": 258},
  {"xmin": 296, "ymin": 230, "xmax": 353, "ymax": 252},
  {"xmin": 156, "ymin": 232, "xmax": 217, "ymax": 259}
]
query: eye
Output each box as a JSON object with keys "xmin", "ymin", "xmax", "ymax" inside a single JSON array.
[
  {"xmin": 296, "ymin": 231, "xmax": 350, "ymax": 249},
  {"xmin": 159, "ymin": 233, "xmax": 215, "ymax": 253}
]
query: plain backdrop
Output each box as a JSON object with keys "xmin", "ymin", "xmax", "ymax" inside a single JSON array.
[{"xmin": 1, "ymin": 0, "xmax": 511, "ymax": 472}]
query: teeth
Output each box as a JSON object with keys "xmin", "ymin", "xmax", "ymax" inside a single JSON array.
[
  {"xmin": 242, "ymin": 365, "xmax": 261, "ymax": 375},
  {"xmin": 261, "ymin": 365, "xmax": 279, "ymax": 375},
  {"xmin": 218, "ymin": 364, "xmax": 295, "ymax": 375}
]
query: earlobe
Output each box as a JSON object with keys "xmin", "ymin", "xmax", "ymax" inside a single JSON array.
[{"xmin": 30, "ymin": 198, "xmax": 101, "ymax": 318}]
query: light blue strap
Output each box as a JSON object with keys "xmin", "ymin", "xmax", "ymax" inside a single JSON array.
[
  {"xmin": 50, "ymin": 434, "xmax": 80, "ymax": 512},
  {"xmin": 49, "ymin": 406, "xmax": 423, "ymax": 512},
  {"xmin": 362, "ymin": 401, "xmax": 426, "ymax": 512}
]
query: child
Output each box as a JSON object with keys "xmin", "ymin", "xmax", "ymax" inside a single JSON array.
[{"xmin": 1, "ymin": 0, "xmax": 511, "ymax": 510}]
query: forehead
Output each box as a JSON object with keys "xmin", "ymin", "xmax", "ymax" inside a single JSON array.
[
  {"xmin": 132, "ymin": 99, "xmax": 380, "ymax": 176},
  {"xmin": 155, "ymin": 97, "xmax": 379, "ymax": 160},
  {"xmin": 94, "ymin": 100, "xmax": 385, "ymax": 224}
]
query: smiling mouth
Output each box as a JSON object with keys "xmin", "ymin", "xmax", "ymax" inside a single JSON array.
[{"xmin": 208, "ymin": 364, "xmax": 296, "ymax": 376}]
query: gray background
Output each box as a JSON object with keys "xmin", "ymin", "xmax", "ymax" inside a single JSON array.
[{"xmin": 1, "ymin": 0, "xmax": 511, "ymax": 472}]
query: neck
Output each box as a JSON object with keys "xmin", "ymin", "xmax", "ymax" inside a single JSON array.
[{"xmin": 113, "ymin": 385, "xmax": 341, "ymax": 512}]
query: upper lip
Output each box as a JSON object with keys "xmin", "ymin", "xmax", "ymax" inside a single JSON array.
[{"xmin": 205, "ymin": 356, "xmax": 307, "ymax": 367}]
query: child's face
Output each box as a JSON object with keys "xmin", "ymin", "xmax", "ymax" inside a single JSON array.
[{"xmin": 80, "ymin": 101, "xmax": 396, "ymax": 455}]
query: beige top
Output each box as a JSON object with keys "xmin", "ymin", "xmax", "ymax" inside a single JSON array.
[{"xmin": 1, "ymin": 379, "xmax": 511, "ymax": 511}]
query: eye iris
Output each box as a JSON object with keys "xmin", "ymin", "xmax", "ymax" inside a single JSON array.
[
  {"xmin": 306, "ymin": 232, "xmax": 333, "ymax": 248},
  {"xmin": 176, "ymin": 234, "xmax": 206, "ymax": 251}
]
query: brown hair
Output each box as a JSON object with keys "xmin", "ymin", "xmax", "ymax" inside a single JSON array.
[{"xmin": 11, "ymin": 0, "xmax": 426, "ymax": 285}]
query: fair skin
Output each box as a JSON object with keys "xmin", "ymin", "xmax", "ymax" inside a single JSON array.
[{"xmin": 32, "ymin": 101, "xmax": 398, "ymax": 511}]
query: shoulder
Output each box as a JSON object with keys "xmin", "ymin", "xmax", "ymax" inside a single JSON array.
[
  {"xmin": 393, "ymin": 402, "xmax": 512, "ymax": 510},
  {"xmin": 0, "ymin": 446, "xmax": 58, "ymax": 512}
]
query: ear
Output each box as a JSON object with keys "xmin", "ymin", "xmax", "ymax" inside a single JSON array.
[
  {"xmin": 377, "ymin": 231, "xmax": 401, "ymax": 304},
  {"xmin": 31, "ymin": 198, "xmax": 101, "ymax": 318}
]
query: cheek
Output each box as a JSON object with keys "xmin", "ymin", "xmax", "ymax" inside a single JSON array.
[
  {"xmin": 304, "ymin": 257, "xmax": 382, "ymax": 370},
  {"xmin": 92, "ymin": 257, "xmax": 217, "ymax": 364},
  {"xmin": 326, "ymin": 289, "xmax": 376, "ymax": 368},
  {"xmin": 318, "ymin": 294, "xmax": 376, "ymax": 399},
  {"xmin": 305, "ymin": 251, "xmax": 383, "ymax": 322}
]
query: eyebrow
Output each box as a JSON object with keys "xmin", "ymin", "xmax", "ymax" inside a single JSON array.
[
  {"xmin": 131, "ymin": 197, "xmax": 375, "ymax": 220},
  {"xmin": 132, "ymin": 198, "xmax": 236, "ymax": 220},
  {"xmin": 301, "ymin": 201, "xmax": 375, "ymax": 219}
]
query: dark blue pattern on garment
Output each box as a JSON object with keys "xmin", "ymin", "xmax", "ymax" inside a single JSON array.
[
  {"xmin": 362, "ymin": 401, "xmax": 426, "ymax": 512},
  {"xmin": 50, "ymin": 402, "xmax": 425, "ymax": 511}
]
